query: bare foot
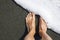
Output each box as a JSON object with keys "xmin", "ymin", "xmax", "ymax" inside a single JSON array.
[
  {"xmin": 39, "ymin": 17, "xmax": 47, "ymax": 36},
  {"xmin": 24, "ymin": 12, "xmax": 35, "ymax": 40},
  {"xmin": 26, "ymin": 12, "xmax": 35, "ymax": 33},
  {"xmin": 39, "ymin": 17, "xmax": 52, "ymax": 40}
]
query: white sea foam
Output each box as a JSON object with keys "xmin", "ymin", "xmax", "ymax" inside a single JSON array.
[{"xmin": 14, "ymin": 0, "xmax": 60, "ymax": 34}]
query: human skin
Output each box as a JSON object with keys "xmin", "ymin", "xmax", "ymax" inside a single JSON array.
[
  {"xmin": 39, "ymin": 17, "xmax": 52, "ymax": 40},
  {"xmin": 24, "ymin": 13, "xmax": 35, "ymax": 40},
  {"xmin": 24, "ymin": 12, "xmax": 52, "ymax": 40}
]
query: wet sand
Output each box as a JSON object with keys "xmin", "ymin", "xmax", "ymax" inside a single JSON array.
[{"xmin": 0, "ymin": 0, "xmax": 60, "ymax": 40}]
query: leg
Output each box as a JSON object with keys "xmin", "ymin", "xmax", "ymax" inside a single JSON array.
[
  {"xmin": 39, "ymin": 17, "xmax": 52, "ymax": 40},
  {"xmin": 24, "ymin": 12, "xmax": 35, "ymax": 40}
]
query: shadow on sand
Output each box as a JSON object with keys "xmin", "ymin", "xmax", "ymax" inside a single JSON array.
[{"xmin": 19, "ymin": 15, "xmax": 41, "ymax": 40}]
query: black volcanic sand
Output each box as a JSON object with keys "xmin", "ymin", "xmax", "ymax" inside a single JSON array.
[{"xmin": 0, "ymin": 0, "xmax": 60, "ymax": 40}]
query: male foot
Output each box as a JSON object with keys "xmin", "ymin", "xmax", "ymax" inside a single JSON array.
[
  {"xmin": 39, "ymin": 17, "xmax": 47, "ymax": 36},
  {"xmin": 26, "ymin": 12, "xmax": 35, "ymax": 33},
  {"xmin": 39, "ymin": 17, "xmax": 52, "ymax": 40},
  {"xmin": 24, "ymin": 12, "xmax": 35, "ymax": 40}
]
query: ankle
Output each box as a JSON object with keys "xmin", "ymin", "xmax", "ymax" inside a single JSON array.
[
  {"xmin": 29, "ymin": 29, "xmax": 35, "ymax": 36},
  {"xmin": 39, "ymin": 30, "xmax": 47, "ymax": 37}
]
